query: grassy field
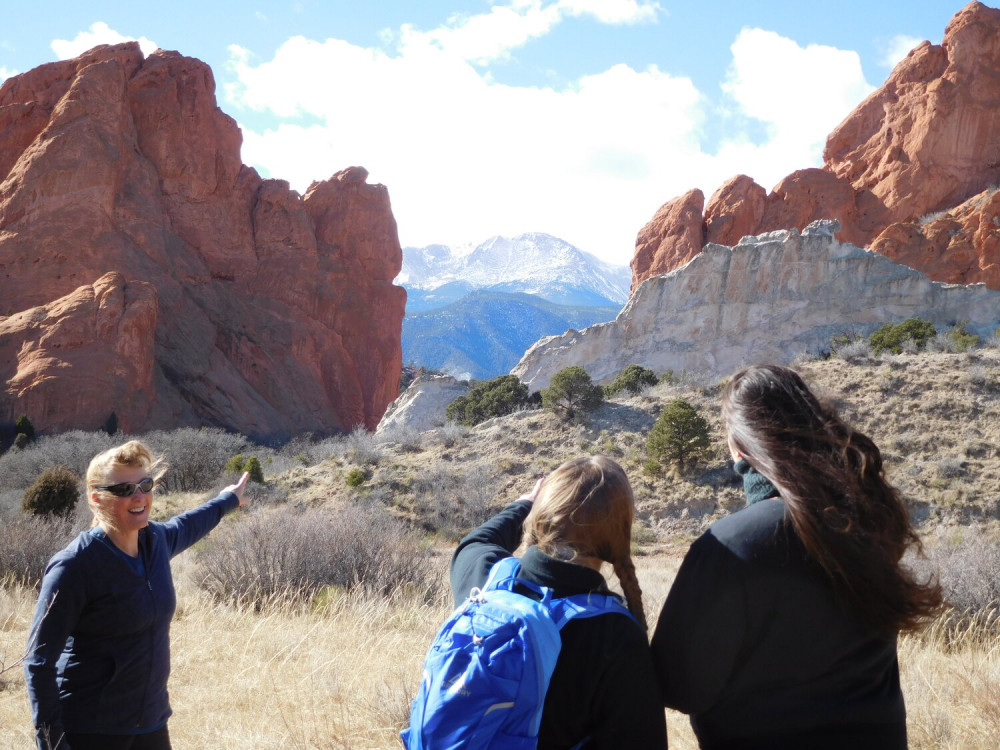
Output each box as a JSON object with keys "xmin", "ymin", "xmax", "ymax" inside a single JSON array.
[
  {"xmin": 2, "ymin": 550, "xmax": 998, "ymax": 748},
  {"xmin": 2, "ymin": 348, "xmax": 999, "ymax": 747}
]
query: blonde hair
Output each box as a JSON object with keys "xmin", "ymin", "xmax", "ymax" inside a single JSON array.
[
  {"xmin": 522, "ymin": 456, "xmax": 646, "ymax": 629},
  {"xmin": 86, "ymin": 440, "xmax": 167, "ymax": 530}
]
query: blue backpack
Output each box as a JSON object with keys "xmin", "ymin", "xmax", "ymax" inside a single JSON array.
[{"xmin": 401, "ymin": 556, "xmax": 636, "ymax": 750}]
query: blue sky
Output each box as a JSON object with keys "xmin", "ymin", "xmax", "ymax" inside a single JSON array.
[{"xmin": 0, "ymin": 1, "xmax": 968, "ymax": 264}]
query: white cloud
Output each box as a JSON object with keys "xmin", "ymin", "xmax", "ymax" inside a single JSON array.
[
  {"xmin": 51, "ymin": 22, "xmax": 158, "ymax": 60},
  {"xmin": 880, "ymin": 34, "xmax": 923, "ymax": 69},
  {"xmin": 557, "ymin": 0, "xmax": 663, "ymax": 24},
  {"xmin": 394, "ymin": 0, "xmax": 660, "ymax": 65},
  {"xmin": 719, "ymin": 28, "xmax": 874, "ymax": 174},
  {"xmin": 228, "ymin": 13, "xmax": 872, "ymax": 265},
  {"xmin": 0, "ymin": 66, "xmax": 15, "ymax": 85}
]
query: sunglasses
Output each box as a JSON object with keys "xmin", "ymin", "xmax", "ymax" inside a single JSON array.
[{"xmin": 97, "ymin": 477, "xmax": 155, "ymax": 497}]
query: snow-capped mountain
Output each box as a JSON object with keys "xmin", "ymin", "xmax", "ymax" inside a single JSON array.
[{"xmin": 397, "ymin": 233, "xmax": 630, "ymax": 309}]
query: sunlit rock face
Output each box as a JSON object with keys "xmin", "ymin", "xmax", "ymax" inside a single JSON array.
[
  {"xmin": 631, "ymin": 1, "xmax": 1000, "ymax": 292},
  {"xmin": 0, "ymin": 43, "xmax": 405, "ymax": 438},
  {"xmin": 514, "ymin": 221, "xmax": 1000, "ymax": 391},
  {"xmin": 377, "ymin": 375, "xmax": 471, "ymax": 435}
]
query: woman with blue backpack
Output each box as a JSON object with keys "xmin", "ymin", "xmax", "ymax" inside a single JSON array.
[
  {"xmin": 403, "ymin": 455, "xmax": 667, "ymax": 749},
  {"xmin": 650, "ymin": 365, "xmax": 942, "ymax": 749}
]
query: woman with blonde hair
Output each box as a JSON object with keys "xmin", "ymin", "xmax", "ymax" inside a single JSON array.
[
  {"xmin": 449, "ymin": 455, "xmax": 666, "ymax": 748},
  {"xmin": 651, "ymin": 365, "xmax": 942, "ymax": 749},
  {"xmin": 25, "ymin": 440, "xmax": 250, "ymax": 750}
]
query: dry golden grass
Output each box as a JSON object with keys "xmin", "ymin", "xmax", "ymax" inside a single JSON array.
[
  {"xmin": 3, "ymin": 549, "xmax": 997, "ymax": 749},
  {"xmin": 3, "ymin": 349, "xmax": 999, "ymax": 747}
]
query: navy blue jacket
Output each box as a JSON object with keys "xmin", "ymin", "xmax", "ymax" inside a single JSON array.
[{"xmin": 25, "ymin": 491, "xmax": 239, "ymax": 749}]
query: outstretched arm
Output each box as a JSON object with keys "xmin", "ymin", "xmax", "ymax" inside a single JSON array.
[
  {"xmin": 161, "ymin": 472, "xmax": 249, "ymax": 557},
  {"xmin": 449, "ymin": 478, "xmax": 542, "ymax": 605}
]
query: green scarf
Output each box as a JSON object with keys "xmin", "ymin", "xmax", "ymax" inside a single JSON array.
[{"xmin": 734, "ymin": 458, "xmax": 780, "ymax": 505}]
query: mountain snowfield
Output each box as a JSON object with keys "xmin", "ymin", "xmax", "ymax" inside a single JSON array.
[{"xmin": 397, "ymin": 232, "xmax": 631, "ymax": 308}]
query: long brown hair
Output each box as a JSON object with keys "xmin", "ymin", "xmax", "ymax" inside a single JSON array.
[
  {"xmin": 722, "ymin": 365, "xmax": 941, "ymax": 636},
  {"xmin": 522, "ymin": 456, "xmax": 647, "ymax": 629}
]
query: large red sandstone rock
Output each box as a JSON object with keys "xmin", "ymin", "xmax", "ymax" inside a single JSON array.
[
  {"xmin": 630, "ymin": 188, "xmax": 704, "ymax": 293},
  {"xmin": 632, "ymin": 1, "xmax": 1000, "ymax": 291},
  {"xmin": 0, "ymin": 274, "xmax": 158, "ymax": 433},
  {"xmin": 704, "ymin": 175, "xmax": 766, "ymax": 247},
  {"xmin": 0, "ymin": 43, "xmax": 405, "ymax": 438}
]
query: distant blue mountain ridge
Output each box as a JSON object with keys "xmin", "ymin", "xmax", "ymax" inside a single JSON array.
[
  {"xmin": 398, "ymin": 233, "xmax": 630, "ymax": 379},
  {"xmin": 402, "ymin": 290, "xmax": 620, "ymax": 381}
]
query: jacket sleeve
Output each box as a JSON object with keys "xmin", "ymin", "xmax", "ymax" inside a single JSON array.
[
  {"xmin": 24, "ymin": 555, "xmax": 86, "ymax": 750},
  {"xmin": 449, "ymin": 500, "xmax": 533, "ymax": 606},
  {"xmin": 160, "ymin": 490, "xmax": 240, "ymax": 558},
  {"xmin": 588, "ymin": 625, "xmax": 669, "ymax": 749},
  {"xmin": 650, "ymin": 531, "xmax": 748, "ymax": 715}
]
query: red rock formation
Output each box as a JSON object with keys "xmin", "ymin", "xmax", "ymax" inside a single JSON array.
[
  {"xmin": 630, "ymin": 189, "xmax": 704, "ymax": 292},
  {"xmin": 0, "ymin": 274, "xmax": 158, "ymax": 433},
  {"xmin": 871, "ymin": 187, "xmax": 1000, "ymax": 288},
  {"xmin": 0, "ymin": 43, "xmax": 405, "ymax": 438},
  {"xmin": 632, "ymin": 1, "xmax": 1000, "ymax": 291},
  {"xmin": 704, "ymin": 175, "xmax": 766, "ymax": 247}
]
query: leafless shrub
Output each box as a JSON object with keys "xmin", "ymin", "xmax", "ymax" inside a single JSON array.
[
  {"xmin": 376, "ymin": 424, "xmax": 423, "ymax": 452},
  {"xmin": 907, "ymin": 531, "xmax": 1000, "ymax": 631},
  {"xmin": 0, "ymin": 511, "xmax": 77, "ymax": 587},
  {"xmin": 0, "ymin": 431, "xmax": 117, "ymax": 492},
  {"xmin": 926, "ymin": 332, "xmax": 958, "ymax": 353},
  {"xmin": 936, "ymin": 457, "xmax": 967, "ymax": 479},
  {"xmin": 340, "ymin": 427, "xmax": 383, "ymax": 466},
  {"xmin": 410, "ymin": 464, "xmax": 504, "ymax": 539},
  {"xmin": 964, "ymin": 365, "xmax": 991, "ymax": 389},
  {"xmin": 917, "ymin": 209, "xmax": 948, "ymax": 225},
  {"xmin": 143, "ymin": 427, "xmax": 250, "ymax": 492},
  {"xmin": 833, "ymin": 338, "xmax": 872, "ymax": 361},
  {"xmin": 435, "ymin": 421, "xmax": 468, "ymax": 448},
  {"xmin": 193, "ymin": 505, "xmax": 435, "ymax": 608}
]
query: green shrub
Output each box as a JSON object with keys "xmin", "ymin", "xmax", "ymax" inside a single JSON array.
[
  {"xmin": 605, "ymin": 364, "xmax": 658, "ymax": 396},
  {"xmin": 647, "ymin": 399, "xmax": 712, "ymax": 474},
  {"xmin": 947, "ymin": 320, "xmax": 979, "ymax": 352},
  {"xmin": 22, "ymin": 465, "xmax": 80, "ymax": 518},
  {"xmin": 14, "ymin": 415, "xmax": 35, "ymax": 443},
  {"xmin": 224, "ymin": 453, "xmax": 246, "ymax": 475},
  {"xmin": 13, "ymin": 433, "xmax": 29, "ymax": 450},
  {"xmin": 445, "ymin": 375, "xmax": 531, "ymax": 426},
  {"xmin": 868, "ymin": 317, "xmax": 937, "ymax": 354},
  {"xmin": 659, "ymin": 369, "xmax": 678, "ymax": 385},
  {"xmin": 541, "ymin": 367, "xmax": 604, "ymax": 420},
  {"xmin": 225, "ymin": 454, "xmax": 264, "ymax": 483},
  {"xmin": 243, "ymin": 456, "xmax": 265, "ymax": 483},
  {"xmin": 346, "ymin": 467, "xmax": 367, "ymax": 488}
]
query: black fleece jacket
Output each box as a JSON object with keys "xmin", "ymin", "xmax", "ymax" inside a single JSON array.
[
  {"xmin": 650, "ymin": 464, "xmax": 906, "ymax": 750},
  {"xmin": 450, "ymin": 500, "xmax": 667, "ymax": 750}
]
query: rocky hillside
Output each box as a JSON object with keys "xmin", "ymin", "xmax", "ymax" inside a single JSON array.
[
  {"xmin": 290, "ymin": 347, "xmax": 1000, "ymax": 537},
  {"xmin": 0, "ymin": 44, "xmax": 404, "ymax": 439},
  {"xmin": 631, "ymin": 1, "xmax": 1000, "ymax": 292}
]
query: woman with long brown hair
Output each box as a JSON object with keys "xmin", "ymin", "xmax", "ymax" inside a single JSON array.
[
  {"xmin": 449, "ymin": 455, "xmax": 666, "ymax": 748},
  {"xmin": 651, "ymin": 364, "xmax": 941, "ymax": 750}
]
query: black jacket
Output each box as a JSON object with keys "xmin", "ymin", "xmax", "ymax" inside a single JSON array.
[
  {"xmin": 451, "ymin": 500, "xmax": 667, "ymax": 750},
  {"xmin": 650, "ymin": 495, "xmax": 906, "ymax": 750}
]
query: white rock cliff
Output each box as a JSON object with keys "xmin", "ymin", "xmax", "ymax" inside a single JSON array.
[{"xmin": 512, "ymin": 221, "xmax": 1000, "ymax": 390}]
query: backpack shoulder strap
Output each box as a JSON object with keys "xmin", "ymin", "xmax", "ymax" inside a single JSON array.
[
  {"xmin": 482, "ymin": 556, "xmax": 521, "ymax": 592},
  {"xmin": 548, "ymin": 592, "xmax": 638, "ymax": 629}
]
